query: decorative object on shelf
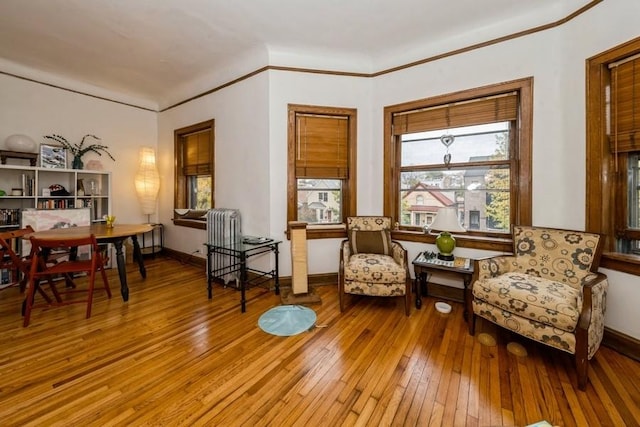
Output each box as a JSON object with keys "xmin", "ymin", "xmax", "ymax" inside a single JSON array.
[
  {"xmin": 39, "ymin": 144, "xmax": 67, "ymax": 169},
  {"xmin": 0, "ymin": 150, "xmax": 38, "ymax": 166},
  {"xmin": 86, "ymin": 178, "xmax": 99, "ymax": 196},
  {"xmin": 134, "ymin": 147, "xmax": 160, "ymax": 223},
  {"xmin": 43, "ymin": 134, "xmax": 115, "ymax": 170},
  {"xmin": 48, "ymin": 184, "xmax": 70, "ymax": 196},
  {"xmin": 427, "ymin": 206, "xmax": 466, "ymax": 260},
  {"xmin": 4, "ymin": 134, "xmax": 37, "ymax": 153},
  {"xmin": 85, "ymin": 159, "xmax": 103, "ymax": 170},
  {"xmin": 76, "ymin": 179, "xmax": 85, "ymax": 196}
]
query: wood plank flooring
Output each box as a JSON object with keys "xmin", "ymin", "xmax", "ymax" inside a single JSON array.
[{"xmin": 0, "ymin": 256, "xmax": 639, "ymax": 426}]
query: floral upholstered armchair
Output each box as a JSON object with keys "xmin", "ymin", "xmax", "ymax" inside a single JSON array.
[
  {"xmin": 339, "ymin": 216, "xmax": 411, "ymax": 316},
  {"xmin": 467, "ymin": 225, "xmax": 608, "ymax": 390}
]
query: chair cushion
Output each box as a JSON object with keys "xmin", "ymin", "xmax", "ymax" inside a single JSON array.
[
  {"xmin": 344, "ymin": 253, "xmax": 406, "ymax": 284},
  {"xmin": 349, "ymin": 229, "xmax": 392, "ymax": 255},
  {"xmin": 473, "ymin": 272, "xmax": 581, "ymax": 332}
]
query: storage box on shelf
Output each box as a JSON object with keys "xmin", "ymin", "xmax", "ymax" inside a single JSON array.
[{"xmin": 0, "ymin": 164, "xmax": 111, "ymax": 225}]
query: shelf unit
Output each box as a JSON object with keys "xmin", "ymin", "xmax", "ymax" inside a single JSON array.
[{"xmin": 0, "ymin": 164, "xmax": 111, "ymax": 228}]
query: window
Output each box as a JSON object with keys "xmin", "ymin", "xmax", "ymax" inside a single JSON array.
[
  {"xmin": 383, "ymin": 78, "xmax": 532, "ymax": 251},
  {"xmin": 174, "ymin": 119, "xmax": 214, "ymax": 229},
  {"xmin": 287, "ymin": 104, "xmax": 357, "ymax": 238},
  {"xmin": 587, "ymin": 37, "xmax": 640, "ymax": 275}
]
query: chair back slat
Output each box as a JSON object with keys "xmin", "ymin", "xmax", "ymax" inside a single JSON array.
[{"xmin": 0, "ymin": 226, "xmax": 34, "ymax": 287}]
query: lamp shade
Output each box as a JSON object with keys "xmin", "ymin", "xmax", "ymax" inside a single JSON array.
[
  {"xmin": 429, "ymin": 206, "xmax": 465, "ymax": 261},
  {"xmin": 429, "ymin": 206, "xmax": 466, "ymax": 233},
  {"xmin": 134, "ymin": 147, "xmax": 160, "ymax": 216}
]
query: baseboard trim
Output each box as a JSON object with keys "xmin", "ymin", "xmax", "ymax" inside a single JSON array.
[
  {"xmin": 602, "ymin": 327, "xmax": 640, "ymax": 362},
  {"xmin": 163, "ymin": 247, "xmax": 206, "ymax": 268},
  {"xmin": 163, "ymin": 248, "xmax": 337, "ymax": 285}
]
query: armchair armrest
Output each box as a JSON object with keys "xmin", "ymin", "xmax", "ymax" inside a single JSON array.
[
  {"xmin": 578, "ymin": 272, "xmax": 609, "ymax": 324},
  {"xmin": 390, "ymin": 240, "xmax": 406, "ymax": 268},
  {"xmin": 340, "ymin": 239, "xmax": 351, "ymax": 264}
]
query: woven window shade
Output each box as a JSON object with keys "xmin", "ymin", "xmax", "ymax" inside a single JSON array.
[
  {"xmin": 182, "ymin": 129, "xmax": 212, "ymax": 175},
  {"xmin": 392, "ymin": 93, "xmax": 518, "ymax": 135},
  {"xmin": 610, "ymin": 56, "xmax": 640, "ymax": 153},
  {"xmin": 295, "ymin": 114, "xmax": 348, "ymax": 179}
]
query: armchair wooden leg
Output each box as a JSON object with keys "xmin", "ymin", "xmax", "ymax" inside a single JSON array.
[
  {"xmin": 576, "ymin": 355, "xmax": 589, "ymax": 391},
  {"xmin": 404, "ymin": 288, "xmax": 411, "ymax": 317},
  {"xmin": 575, "ymin": 325, "xmax": 589, "ymax": 390},
  {"xmin": 468, "ymin": 312, "xmax": 476, "ymax": 335}
]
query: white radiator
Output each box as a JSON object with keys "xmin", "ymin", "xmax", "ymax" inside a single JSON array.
[{"xmin": 207, "ymin": 208, "xmax": 242, "ymax": 285}]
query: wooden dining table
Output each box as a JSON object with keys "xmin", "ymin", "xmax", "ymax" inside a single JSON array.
[{"xmin": 25, "ymin": 223, "xmax": 153, "ymax": 301}]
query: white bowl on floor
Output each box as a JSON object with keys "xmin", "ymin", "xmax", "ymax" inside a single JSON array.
[{"xmin": 435, "ymin": 301, "xmax": 452, "ymax": 314}]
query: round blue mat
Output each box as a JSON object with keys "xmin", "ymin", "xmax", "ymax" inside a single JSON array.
[{"xmin": 258, "ymin": 305, "xmax": 317, "ymax": 336}]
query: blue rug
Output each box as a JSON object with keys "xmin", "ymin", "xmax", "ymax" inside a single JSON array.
[{"xmin": 258, "ymin": 305, "xmax": 317, "ymax": 336}]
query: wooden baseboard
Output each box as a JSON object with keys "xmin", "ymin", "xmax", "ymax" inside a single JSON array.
[
  {"xmin": 163, "ymin": 248, "xmax": 337, "ymax": 286},
  {"xmin": 602, "ymin": 327, "xmax": 640, "ymax": 362},
  {"xmin": 163, "ymin": 247, "xmax": 206, "ymax": 268}
]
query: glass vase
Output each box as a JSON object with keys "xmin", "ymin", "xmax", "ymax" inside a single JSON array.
[{"xmin": 72, "ymin": 156, "xmax": 84, "ymax": 169}]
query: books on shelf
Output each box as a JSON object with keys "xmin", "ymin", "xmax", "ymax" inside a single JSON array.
[{"xmin": 0, "ymin": 208, "xmax": 20, "ymax": 226}]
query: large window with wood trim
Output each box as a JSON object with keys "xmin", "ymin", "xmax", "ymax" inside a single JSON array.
[
  {"xmin": 587, "ymin": 37, "xmax": 640, "ymax": 275},
  {"xmin": 383, "ymin": 78, "xmax": 532, "ymax": 250},
  {"xmin": 287, "ymin": 104, "xmax": 357, "ymax": 238},
  {"xmin": 174, "ymin": 119, "xmax": 214, "ymax": 228}
]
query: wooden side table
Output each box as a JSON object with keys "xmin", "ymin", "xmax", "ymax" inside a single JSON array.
[{"xmin": 412, "ymin": 252, "xmax": 474, "ymax": 320}]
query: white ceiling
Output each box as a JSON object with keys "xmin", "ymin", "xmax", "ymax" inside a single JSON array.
[{"xmin": 0, "ymin": 0, "xmax": 592, "ymax": 110}]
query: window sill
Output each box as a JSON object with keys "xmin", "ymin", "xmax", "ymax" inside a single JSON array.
[
  {"xmin": 601, "ymin": 252, "xmax": 640, "ymax": 276},
  {"xmin": 390, "ymin": 230, "xmax": 513, "ymax": 252},
  {"xmin": 172, "ymin": 218, "xmax": 206, "ymax": 230},
  {"xmin": 285, "ymin": 224, "xmax": 347, "ymax": 240}
]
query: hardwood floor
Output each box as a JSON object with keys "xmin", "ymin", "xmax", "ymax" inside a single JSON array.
[{"xmin": 0, "ymin": 256, "xmax": 639, "ymax": 426}]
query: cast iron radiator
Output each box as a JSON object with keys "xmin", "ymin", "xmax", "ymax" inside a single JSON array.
[{"xmin": 206, "ymin": 208, "xmax": 242, "ymax": 286}]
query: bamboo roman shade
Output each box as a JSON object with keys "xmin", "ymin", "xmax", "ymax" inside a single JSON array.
[
  {"xmin": 182, "ymin": 129, "xmax": 212, "ymax": 175},
  {"xmin": 610, "ymin": 55, "xmax": 640, "ymax": 153},
  {"xmin": 392, "ymin": 93, "xmax": 518, "ymax": 135},
  {"xmin": 295, "ymin": 114, "xmax": 348, "ymax": 179}
]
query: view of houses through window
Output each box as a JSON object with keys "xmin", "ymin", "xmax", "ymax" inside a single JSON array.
[
  {"xmin": 400, "ymin": 122, "xmax": 511, "ymax": 233},
  {"xmin": 297, "ymin": 179, "xmax": 341, "ymax": 224}
]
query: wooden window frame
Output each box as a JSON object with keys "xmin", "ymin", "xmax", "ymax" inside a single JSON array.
[
  {"xmin": 586, "ymin": 36, "xmax": 640, "ymax": 275},
  {"xmin": 287, "ymin": 104, "xmax": 357, "ymax": 239},
  {"xmin": 173, "ymin": 119, "xmax": 215, "ymax": 230},
  {"xmin": 383, "ymin": 78, "xmax": 533, "ymax": 252}
]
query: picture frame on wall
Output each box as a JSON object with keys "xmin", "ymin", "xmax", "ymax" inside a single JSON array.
[{"xmin": 39, "ymin": 144, "xmax": 67, "ymax": 169}]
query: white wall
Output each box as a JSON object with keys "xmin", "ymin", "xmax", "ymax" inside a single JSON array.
[
  {"xmin": 0, "ymin": 74, "xmax": 157, "ymax": 223},
  {"xmin": 158, "ymin": 73, "xmax": 272, "ymax": 257}
]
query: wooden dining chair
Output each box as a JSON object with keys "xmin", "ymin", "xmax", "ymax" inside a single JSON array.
[
  {"xmin": 23, "ymin": 234, "xmax": 111, "ymax": 327},
  {"xmin": 0, "ymin": 226, "xmax": 35, "ymax": 292}
]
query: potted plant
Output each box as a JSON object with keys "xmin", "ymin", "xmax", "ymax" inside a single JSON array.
[{"xmin": 43, "ymin": 134, "xmax": 115, "ymax": 169}]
